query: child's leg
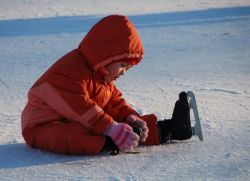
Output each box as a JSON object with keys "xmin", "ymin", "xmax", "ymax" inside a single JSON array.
[
  {"xmin": 140, "ymin": 114, "xmax": 160, "ymax": 145},
  {"xmin": 22, "ymin": 121, "xmax": 106, "ymax": 155},
  {"xmin": 157, "ymin": 92, "xmax": 193, "ymax": 142},
  {"xmin": 140, "ymin": 92, "xmax": 193, "ymax": 144}
]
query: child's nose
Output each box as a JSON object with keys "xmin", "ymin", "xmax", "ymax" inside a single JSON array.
[{"xmin": 120, "ymin": 69, "xmax": 126, "ymax": 75}]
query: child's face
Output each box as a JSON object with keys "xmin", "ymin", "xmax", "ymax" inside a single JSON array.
[{"xmin": 104, "ymin": 61, "xmax": 132, "ymax": 83}]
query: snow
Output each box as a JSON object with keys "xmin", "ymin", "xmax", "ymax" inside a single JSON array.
[
  {"xmin": 1, "ymin": 1, "xmax": 250, "ymax": 180},
  {"xmin": 1, "ymin": 0, "xmax": 250, "ymax": 20}
]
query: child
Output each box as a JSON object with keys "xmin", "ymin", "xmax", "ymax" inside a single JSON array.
[{"xmin": 21, "ymin": 15, "xmax": 193, "ymax": 155}]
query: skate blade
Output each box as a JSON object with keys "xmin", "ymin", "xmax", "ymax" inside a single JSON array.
[{"xmin": 186, "ymin": 91, "xmax": 203, "ymax": 141}]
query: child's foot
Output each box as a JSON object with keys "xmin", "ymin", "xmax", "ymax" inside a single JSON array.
[
  {"xmin": 170, "ymin": 92, "xmax": 192, "ymax": 140},
  {"xmin": 158, "ymin": 92, "xmax": 192, "ymax": 142}
]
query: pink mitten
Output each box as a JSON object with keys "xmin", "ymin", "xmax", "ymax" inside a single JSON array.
[
  {"xmin": 104, "ymin": 122, "xmax": 139, "ymax": 152},
  {"xmin": 126, "ymin": 114, "xmax": 149, "ymax": 142}
]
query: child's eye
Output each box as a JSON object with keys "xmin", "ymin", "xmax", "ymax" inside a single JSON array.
[{"xmin": 121, "ymin": 63, "xmax": 127, "ymax": 67}]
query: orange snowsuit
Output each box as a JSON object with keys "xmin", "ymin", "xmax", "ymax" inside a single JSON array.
[{"xmin": 21, "ymin": 15, "xmax": 159, "ymax": 155}]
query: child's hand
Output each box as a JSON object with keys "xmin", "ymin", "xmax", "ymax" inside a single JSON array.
[
  {"xmin": 103, "ymin": 122, "xmax": 139, "ymax": 152},
  {"xmin": 126, "ymin": 114, "xmax": 149, "ymax": 142}
]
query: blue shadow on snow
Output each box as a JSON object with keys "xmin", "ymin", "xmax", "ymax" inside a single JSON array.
[
  {"xmin": 0, "ymin": 143, "xmax": 108, "ymax": 169},
  {"xmin": 0, "ymin": 6, "xmax": 250, "ymax": 37}
]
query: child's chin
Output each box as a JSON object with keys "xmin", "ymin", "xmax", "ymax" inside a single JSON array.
[{"xmin": 104, "ymin": 79, "xmax": 115, "ymax": 84}]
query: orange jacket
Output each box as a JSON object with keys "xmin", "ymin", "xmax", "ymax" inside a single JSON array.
[{"xmin": 21, "ymin": 15, "xmax": 144, "ymax": 134}]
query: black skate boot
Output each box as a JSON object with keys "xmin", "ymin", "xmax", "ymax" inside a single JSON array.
[
  {"xmin": 170, "ymin": 92, "xmax": 192, "ymax": 140},
  {"xmin": 158, "ymin": 92, "xmax": 192, "ymax": 142}
]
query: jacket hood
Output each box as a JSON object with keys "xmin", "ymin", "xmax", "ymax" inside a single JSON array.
[{"xmin": 78, "ymin": 15, "xmax": 144, "ymax": 72}]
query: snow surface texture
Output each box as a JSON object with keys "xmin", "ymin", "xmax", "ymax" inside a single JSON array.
[{"xmin": 1, "ymin": 1, "xmax": 250, "ymax": 180}]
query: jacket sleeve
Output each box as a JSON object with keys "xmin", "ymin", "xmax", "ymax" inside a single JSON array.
[
  {"xmin": 103, "ymin": 85, "xmax": 139, "ymax": 123},
  {"xmin": 28, "ymin": 66, "xmax": 113, "ymax": 134}
]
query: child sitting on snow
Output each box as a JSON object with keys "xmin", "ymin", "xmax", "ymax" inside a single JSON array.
[{"xmin": 21, "ymin": 15, "xmax": 193, "ymax": 155}]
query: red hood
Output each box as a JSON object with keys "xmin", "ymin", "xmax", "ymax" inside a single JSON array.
[{"xmin": 78, "ymin": 15, "xmax": 144, "ymax": 72}]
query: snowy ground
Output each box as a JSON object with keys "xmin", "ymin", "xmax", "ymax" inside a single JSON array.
[{"xmin": 1, "ymin": 1, "xmax": 250, "ymax": 180}]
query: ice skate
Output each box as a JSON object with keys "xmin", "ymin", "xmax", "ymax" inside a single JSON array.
[{"xmin": 158, "ymin": 91, "xmax": 203, "ymax": 142}]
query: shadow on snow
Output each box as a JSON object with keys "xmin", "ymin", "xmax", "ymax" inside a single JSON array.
[
  {"xmin": 0, "ymin": 143, "xmax": 108, "ymax": 169},
  {"xmin": 0, "ymin": 6, "xmax": 250, "ymax": 37}
]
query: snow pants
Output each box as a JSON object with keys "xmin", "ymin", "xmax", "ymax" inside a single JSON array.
[{"xmin": 22, "ymin": 114, "xmax": 160, "ymax": 155}]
